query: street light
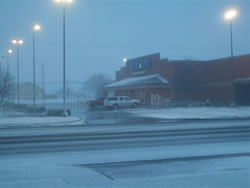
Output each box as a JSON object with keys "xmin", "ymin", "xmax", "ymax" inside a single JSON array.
[
  {"xmin": 225, "ymin": 9, "xmax": 237, "ymax": 20},
  {"xmin": 7, "ymin": 49, "xmax": 13, "ymax": 73},
  {"xmin": 224, "ymin": 9, "xmax": 237, "ymax": 106},
  {"xmin": 32, "ymin": 24, "xmax": 41, "ymax": 106},
  {"xmin": 55, "ymin": 0, "xmax": 73, "ymax": 3},
  {"xmin": 33, "ymin": 24, "xmax": 41, "ymax": 31},
  {"xmin": 12, "ymin": 39, "xmax": 23, "ymax": 104},
  {"xmin": 123, "ymin": 58, "xmax": 128, "ymax": 63},
  {"xmin": 7, "ymin": 49, "xmax": 13, "ymax": 77},
  {"xmin": 12, "ymin": 40, "xmax": 23, "ymax": 45},
  {"xmin": 54, "ymin": 0, "xmax": 74, "ymax": 115}
]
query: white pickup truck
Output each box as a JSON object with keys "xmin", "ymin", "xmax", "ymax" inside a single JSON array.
[{"xmin": 104, "ymin": 96, "xmax": 140, "ymax": 109}]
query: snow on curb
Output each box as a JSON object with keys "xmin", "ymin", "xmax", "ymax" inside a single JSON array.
[
  {"xmin": 0, "ymin": 116, "xmax": 85, "ymax": 128},
  {"xmin": 126, "ymin": 107, "xmax": 250, "ymax": 120}
]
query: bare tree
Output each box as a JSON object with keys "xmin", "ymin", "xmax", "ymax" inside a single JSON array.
[{"xmin": 83, "ymin": 73, "xmax": 113, "ymax": 98}]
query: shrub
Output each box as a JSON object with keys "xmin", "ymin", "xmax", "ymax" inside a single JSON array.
[
  {"xmin": 47, "ymin": 108, "xmax": 71, "ymax": 117},
  {"xmin": 26, "ymin": 106, "xmax": 46, "ymax": 113}
]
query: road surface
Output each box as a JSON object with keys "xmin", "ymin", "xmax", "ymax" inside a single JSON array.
[{"xmin": 0, "ymin": 119, "xmax": 250, "ymax": 187}]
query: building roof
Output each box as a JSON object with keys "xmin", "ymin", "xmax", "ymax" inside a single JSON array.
[{"xmin": 104, "ymin": 74, "xmax": 168, "ymax": 89}]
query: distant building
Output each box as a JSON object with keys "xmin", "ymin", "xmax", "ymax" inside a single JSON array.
[
  {"xmin": 105, "ymin": 53, "xmax": 250, "ymax": 106},
  {"xmin": 17, "ymin": 82, "xmax": 44, "ymax": 101}
]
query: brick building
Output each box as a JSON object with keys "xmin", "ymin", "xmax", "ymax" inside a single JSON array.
[{"xmin": 105, "ymin": 53, "xmax": 250, "ymax": 106}]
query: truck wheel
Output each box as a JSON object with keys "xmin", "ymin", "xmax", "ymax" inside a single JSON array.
[{"xmin": 133, "ymin": 103, "xmax": 138, "ymax": 108}]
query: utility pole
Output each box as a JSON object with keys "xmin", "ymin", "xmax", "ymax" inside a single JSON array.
[
  {"xmin": 42, "ymin": 63, "xmax": 45, "ymax": 107},
  {"xmin": 32, "ymin": 24, "xmax": 41, "ymax": 106},
  {"xmin": 224, "ymin": 9, "xmax": 237, "ymax": 106},
  {"xmin": 12, "ymin": 39, "xmax": 23, "ymax": 105}
]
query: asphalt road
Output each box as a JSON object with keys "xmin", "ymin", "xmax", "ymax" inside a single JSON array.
[
  {"xmin": 1, "ymin": 119, "xmax": 250, "ymax": 156},
  {"xmin": 1, "ymin": 117, "xmax": 250, "ymax": 187}
]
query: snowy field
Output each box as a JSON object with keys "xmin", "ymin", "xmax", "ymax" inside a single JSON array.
[{"xmin": 126, "ymin": 107, "xmax": 250, "ymax": 120}]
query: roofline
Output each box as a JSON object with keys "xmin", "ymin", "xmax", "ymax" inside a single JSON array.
[
  {"xmin": 165, "ymin": 53, "xmax": 250, "ymax": 63},
  {"xmin": 208, "ymin": 53, "xmax": 250, "ymax": 62},
  {"xmin": 104, "ymin": 84, "xmax": 168, "ymax": 90},
  {"xmin": 105, "ymin": 74, "xmax": 168, "ymax": 89},
  {"xmin": 126, "ymin": 53, "xmax": 160, "ymax": 62},
  {"xmin": 166, "ymin": 60, "xmax": 205, "ymax": 63}
]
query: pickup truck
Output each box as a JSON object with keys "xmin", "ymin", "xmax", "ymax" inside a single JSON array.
[
  {"xmin": 104, "ymin": 96, "xmax": 139, "ymax": 109},
  {"xmin": 86, "ymin": 97, "xmax": 105, "ymax": 110}
]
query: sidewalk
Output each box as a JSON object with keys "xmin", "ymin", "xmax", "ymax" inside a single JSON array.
[
  {"xmin": 125, "ymin": 106, "xmax": 250, "ymax": 120},
  {"xmin": 0, "ymin": 116, "xmax": 85, "ymax": 128}
]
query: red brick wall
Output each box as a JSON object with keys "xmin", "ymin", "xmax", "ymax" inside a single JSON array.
[{"xmin": 115, "ymin": 53, "xmax": 250, "ymax": 104}]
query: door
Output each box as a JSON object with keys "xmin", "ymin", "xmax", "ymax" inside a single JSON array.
[
  {"xmin": 119, "ymin": 96, "xmax": 125, "ymax": 107},
  {"xmin": 125, "ymin": 96, "xmax": 132, "ymax": 107}
]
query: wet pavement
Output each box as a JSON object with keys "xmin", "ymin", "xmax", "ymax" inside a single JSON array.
[
  {"xmin": 73, "ymin": 109, "xmax": 164, "ymax": 125},
  {"xmin": 73, "ymin": 108, "xmax": 250, "ymax": 126}
]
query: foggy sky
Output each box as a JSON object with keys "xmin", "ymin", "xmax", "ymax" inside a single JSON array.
[{"xmin": 0, "ymin": 0, "xmax": 249, "ymax": 93}]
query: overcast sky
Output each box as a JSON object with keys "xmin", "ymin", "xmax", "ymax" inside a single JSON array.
[{"xmin": 0, "ymin": 0, "xmax": 249, "ymax": 92}]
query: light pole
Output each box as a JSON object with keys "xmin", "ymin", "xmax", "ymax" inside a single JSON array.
[
  {"xmin": 7, "ymin": 50, "xmax": 13, "ymax": 76},
  {"xmin": 7, "ymin": 50, "xmax": 13, "ymax": 102},
  {"xmin": 54, "ymin": 0, "xmax": 74, "ymax": 115},
  {"xmin": 41, "ymin": 63, "xmax": 45, "ymax": 107},
  {"xmin": 225, "ymin": 9, "xmax": 237, "ymax": 106},
  {"xmin": 12, "ymin": 39, "xmax": 23, "ymax": 105},
  {"xmin": 33, "ymin": 24, "xmax": 41, "ymax": 106},
  {"xmin": 0, "ymin": 56, "xmax": 5, "ymax": 116}
]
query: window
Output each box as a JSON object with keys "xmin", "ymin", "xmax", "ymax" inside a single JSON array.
[{"xmin": 108, "ymin": 97, "xmax": 118, "ymax": 101}]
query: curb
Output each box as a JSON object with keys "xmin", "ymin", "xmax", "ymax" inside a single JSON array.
[{"xmin": 0, "ymin": 117, "xmax": 85, "ymax": 129}]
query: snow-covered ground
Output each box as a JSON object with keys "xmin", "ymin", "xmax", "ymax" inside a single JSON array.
[
  {"xmin": 0, "ymin": 141, "xmax": 250, "ymax": 188},
  {"xmin": 0, "ymin": 116, "xmax": 85, "ymax": 127},
  {"xmin": 0, "ymin": 118, "xmax": 250, "ymax": 187},
  {"xmin": 126, "ymin": 107, "xmax": 250, "ymax": 120},
  {"xmin": 19, "ymin": 98, "xmax": 86, "ymax": 105}
]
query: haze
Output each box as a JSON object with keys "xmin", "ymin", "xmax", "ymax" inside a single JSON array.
[{"xmin": 0, "ymin": 0, "xmax": 249, "ymax": 93}]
